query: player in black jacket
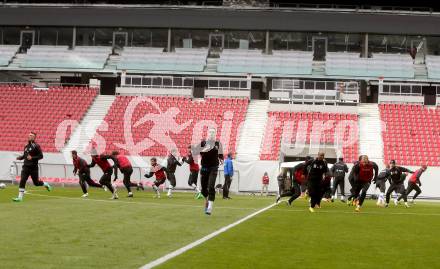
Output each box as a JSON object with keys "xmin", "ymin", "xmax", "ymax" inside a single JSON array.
[
  {"xmin": 375, "ymin": 164, "xmax": 390, "ymax": 206},
  {"xmin": 166, "ymin": 149, "xmax": 182, "ymax": 198},
  {"xmin": 13, "ymin": 132, "xmax": 52, "ymax": 202},
  {"xmin": 346, "ymin": 155, "xmax": 364, "ymax": 204},
  {"xmin": 330, "ymin": 158, "xmax": 348, "ymax": 202},
  {"xmin": 194, "ymin": 128, "xmax": 224, "ymax": 215},
  {"xmin": 385, "ymin": 160, "xmax": 413, "ymax": 208},
  {"xmin": 307, "ymin": 152, "xmax": 329, "ymax": 213}
]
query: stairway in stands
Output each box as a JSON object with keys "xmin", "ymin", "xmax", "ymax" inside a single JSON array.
[
  {"xmin": 358, "ymin": 104, "xmax": 384, "ymax": 164},
  {"xmin": 63, "ymin": 95, "xmax": 115, "ymax": 154},
  {"xmin": 236, "ymin": 100, "xmax": 270, "ymax": 161}
]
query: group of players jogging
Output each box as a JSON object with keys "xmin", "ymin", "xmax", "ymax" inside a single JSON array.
[
  {"xmin": 276, "ymin": 152, "xmax": 427, "ymax": 212},
  {"xmin": 13, "ymin": 131, "xmax": 427, "ymax": 214},
  {"xmin": 13, "ymin": 129, "xmax": 223, "ymax": 215}
]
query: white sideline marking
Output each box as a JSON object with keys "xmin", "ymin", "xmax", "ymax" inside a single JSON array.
[
  {"xmin": 26, "ymin": 192, "xmax": 261, "ymax": 211},
  {"xmin": 139, "ymin": 202, "xmax": 277, "ymax": 269}
]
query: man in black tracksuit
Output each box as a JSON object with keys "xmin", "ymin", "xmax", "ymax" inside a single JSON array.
[
  {"xmin": 405, "ymin": 165, "xmax": 427, "ymax": 203},
  {"xmin": 351, "ymin": 155, "xmax": 378, "ymax": 212},
  {"xmin": 307, "ymin": 152, "xmax": 329, "ymax": 212},
  {"xmin": 166, "ymin": 150, "xmax": 182, "ymax": 198},
  {"xmin": 346, "ymin": 155, "xmax": 364, "ymax": 203},
  {"xmin": 385, "ymin": 160, "xmax": 413, "ymax": 207},
  {"xmin": 275, "ymin": 156, "xmax": 312, "ymax": 205},
  {"xmin": 375, "ymin": 164, "xmax": 390, "ymax": 206},
  {"xmin": 196, "ymin": 128, "xmax": 223, "ymax": 215},
  {"xmin": 330, "ymin": 158, "xmax": 348, "ymax": 202},
  {"xmin": 13, "ymin": 132, "xmax": 52, "ymax": 202},
  {"xmin": 72, "ymin": 150, "xmax": 102, "ymax": 197}
]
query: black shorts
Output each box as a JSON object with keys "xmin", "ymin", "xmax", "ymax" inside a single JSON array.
[
  {"xmin": 154, "ymin": 179, "xmax": 166, "ymax": 187},
  {"xmin": 188, "ymin": 171, "xmax": 198, "ymax": 186},
  {"xmin": 376, "ymin": 179, "xmax": 386, "ymax": 193}
]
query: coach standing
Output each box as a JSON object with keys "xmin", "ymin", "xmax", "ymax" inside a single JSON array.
[
  {"xmin": 13, "ymin": 132, "xmax": 52, "ymax": 202},
  {"xmin": 223, "ymin": 153, "xmax": 234, "ymax": 199}
]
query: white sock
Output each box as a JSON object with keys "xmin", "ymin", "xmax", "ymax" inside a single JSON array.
[
  {"xmin": 191, "ymin": 183, "xmax": 200, "ymax": 193},
  {"xmin": 340, "ymin": 195, "xmax": 345, "ymax": 200},
  {"xmin": 18, "ymin": 188, "xmax": 25, "ymax": 199},
  {"xmin": 168, "ymin": 187, "xmax": 173, "ymax": 195},
  {"xmin": 207, "ymin": 200, "xmax": 213, "ymax": 212}
]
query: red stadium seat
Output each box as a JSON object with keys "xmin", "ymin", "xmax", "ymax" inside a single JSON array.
[{"xmin": 0, "ymin": 86, "xmax": 97, "ymax": 152}]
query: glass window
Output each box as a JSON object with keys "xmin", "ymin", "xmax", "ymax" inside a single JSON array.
[
  {"xmin": 38, "ymin": 28, "xmax": 57, "ymax": 45},
  {"xmin": 327, "ymin": 33, "xmax": 362, "ymax": 53},
  {"xmin": 401, "ymin": 85, "xmax": 411, "ymax": 94},
  {"xmin": 132, "ymin": 77, "xmax": 141, "ymax": 86},
  {"xmin": 57, "ymin": 27, "xmax": 73, "ymax": 46},
  {"xmin": 173, "ymin": 77, "xmax": 182, "ymax": 87},
  {"xmin": 2, "ymin": 27, "xmax": 21, "ymax": 45},
  {"xmin": 172, "ymin": 29, "xmax": 210, "ymax": 49},
  {"xmin": 391, "ymin": 85, "xmax": 400, "ymax": 93},
  {"xmin": 131, "ymin": 28, "xmax": 168, "ymax": 48},
  {"xmin": 225, "ymin": 30, "xmax": 265, "ymax": 50},
  {"xmin": 305, "ymin": 81, "xmax": 314, "ymax": 89},
  {"xmin": 369, "ymin": 34, "xmax": 414, "ymax": 54},
  {"xmin": 315, "ymin": 81, "xmax": 325, "ymax": 89},
  {"xmin": 271, "ymin": 32, "xmax": 308, "ymax": 51},
  {"xmin": 220, "ymin": 80, "xmax": 229, "ymax": 88}
]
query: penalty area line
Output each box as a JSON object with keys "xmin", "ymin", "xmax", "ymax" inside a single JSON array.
[{"xmin": 139, "ymin": 202, "xmax": 277, "ymax": 269}]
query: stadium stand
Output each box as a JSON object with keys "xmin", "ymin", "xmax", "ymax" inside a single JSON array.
[
  {"xmin": 325, "ymin": 52, "xmax": 414, "ymax": 78},
  {"xmin": 260, "ymin": 111, "xmax": 359, "ymax": 161},
  {"xmin": 425, "ymin": 55, "xmax": 440, "ymax": 79},
  {"xmin": 0, "ymin": 86, "xmax": 98, "ymax": 152},
  {"xmin": 217, "ymin": 49, "xmax": 313, "ymax": 75},
  {"xmin": 0, "ymin": 45, "xmax": 19, "ymax": 66},
  {"xmin": 21, "ymin": 46, "xmax": 111, "ymax": 69},
  {"xmin": 380, "ymin": 103, "xmax": 440, "ymax": 166},
  {"xmin": 117, "ymin": 47, "xmax": 208, "ymax": 72},
  {"xmin": 94, "ymin": 96, "xmax": 248, "ymax": 156}
]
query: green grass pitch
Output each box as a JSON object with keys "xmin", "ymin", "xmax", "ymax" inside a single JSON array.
[{"xmin": 1, "ymin": 185, "xmax": 439, "ymax": 269}]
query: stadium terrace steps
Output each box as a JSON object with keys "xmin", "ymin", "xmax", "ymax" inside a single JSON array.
[
  {"xmin": 414, "ymin": 64, "xmax": 428, "ymax": 79},
  {"xmin": 358, "ymin": 104, "xmax": 384, "ymax": 163},
  {"xmin": 325, "ymin": 52, "xmax": 415, "ymax": 78},
  {"xmin": 20, "ymin": 46, "xmax": 112, "ymax": 69},
  {"xmin": 117, "ymin": 47, "xmax": 209, "ymax": 72},
  {"xmin": 217, "ymin": 49, "xmax": 313, "ymax": 75},
  {"xmin": 0, "ymin": 45, "xmax": 19, "ymax": 66},
  {"xmin": 205, "ymin": 57, "xmax": 219, "ymax": 73},
  {"xmin": 236, "ymin": 100, "xmax": 270, "ymax": 161},
  {"xmin": 380, "ymin": 104, "xmax": 440, "ymax": 166},
  {"xmin": 63, "ymin": 95, "xmax": 116, "ymax": 154}
]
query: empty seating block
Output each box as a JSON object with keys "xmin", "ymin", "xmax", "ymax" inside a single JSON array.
[
  {"xmin": 218, "ymin": 49, "xmax": 313, "ymax": 75},
  {"xmin": 380, "ymin": 104, "xmax": 440, "ymax": 166},
  {"xmin": 94, "ymin": 96, "xmax": 248, "ymax": 157},
  {"xmin": 0, "ymin": 86, "xmax": 97, "ymax": 152},
  {"xmin": 21, "ymin": 46, "xmax": 111, "ymax": 69},
  {"xmin": 326, "ymin": 52, "xmax": 414, "ymax": 78},
  {"xmin": 117, "ymin": 47, "xmax": 208, "ymax": 72},
  {"xmin": 426, "ymin": 55, "xmax": 440, "ymax": 79},
  {"xmin": 0, "ymin": 45, "xmax": 19, "ymax": 66},
  {"xmin": 260, "ymin": 111, "xmax": 359, "ymax": 161}
]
